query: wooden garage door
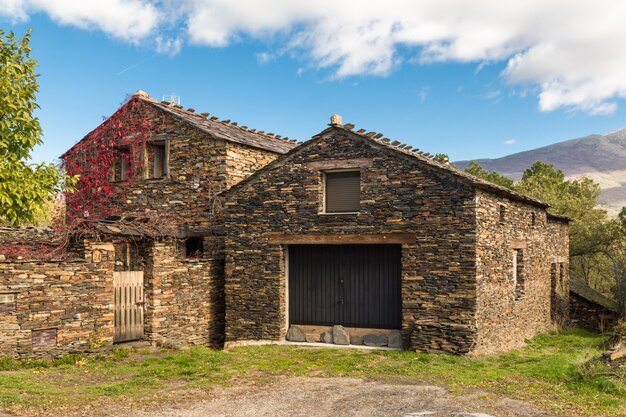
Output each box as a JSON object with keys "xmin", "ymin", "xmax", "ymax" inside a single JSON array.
[{"xmin": 289, "ymin": 244, "xmax": 401, "ymax": 329}]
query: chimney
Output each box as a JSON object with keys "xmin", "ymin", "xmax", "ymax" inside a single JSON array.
[
  {"xmin": 329, "ymin": 114, "xmax": 343, "ymax": 126},
  {"xmin": 133, "ymin": 90, "xmax": 149, "ymax": 99}
]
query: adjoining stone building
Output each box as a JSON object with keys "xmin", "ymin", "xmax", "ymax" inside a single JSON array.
[{"xmin": 222, "ymin": 116, "xmax": 570, "ymax": 355}]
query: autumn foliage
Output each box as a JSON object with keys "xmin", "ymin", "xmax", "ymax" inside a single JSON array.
[{"xmin": 62, "ymin": 97, "xmax": 156, "ymax": 221}]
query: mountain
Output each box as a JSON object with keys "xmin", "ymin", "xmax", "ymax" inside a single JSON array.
[{"xmin": 455, "ymin": 127, "xmax": 626, "ymax": 215}]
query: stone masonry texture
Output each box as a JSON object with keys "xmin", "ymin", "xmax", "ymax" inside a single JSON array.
[
  {"xmin": 0, "ymin": 240, "xmax": 115, "ymax": 358},
  {"xmin": 473, "ymin": 192, "xmax": 569, "ymax": 354}
]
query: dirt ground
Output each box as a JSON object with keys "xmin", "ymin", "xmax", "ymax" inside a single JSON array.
[{"xmin": 82, "ymin": 377, "xmax": 554, "ymax": 417}]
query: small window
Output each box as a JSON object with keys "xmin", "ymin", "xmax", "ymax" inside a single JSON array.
[
  {"xmin": 149, "ymin": 142, "xmax": 167, "ymax": 178},
  {"xmin": 324, "ymin": 171, "xmax": 360, "ymax": 213},
  {"xmin": 0, "ymin": 293, "xmax": 16, "ymax": 313},
  {"xmin": 499, "ymin": 205, "xmax": 506, "ymax": 223},
  {"xmin": 513, "ymin": 249, "xmax": 525, "ymax": 299},
  {"xmin": 531, "ymin": 212, "xmax": 536, "ymax": 227},
  {"xmin": 113, "ymin": 148, "xmax": 130, "ymax": 181},
  {"xmin": 185, "ymin": 237, "xmax": 204, "ymax": 258}
]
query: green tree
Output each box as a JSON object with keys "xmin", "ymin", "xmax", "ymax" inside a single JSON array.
[
  {"xmin": 515, "ymin": 162, "xmax": 610, "ymax": 258},
  {"xmin": 0, "ymin": 30, "xmax": 72, "ymax": 225},
  {"xmin": 463, "ymin": 161, "xmax": 515, "ymax": 189}
]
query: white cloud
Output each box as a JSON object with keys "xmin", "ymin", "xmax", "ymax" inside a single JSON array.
[
  {"xmin": 256, "ymin": 52, "xmax": 274, "ymax": 65},
  {"xmin": 504, "ymin": 139, "xmax": 517, "ymax": 145},
  {"xmin": 484, "ymin": 90, "xmax": 502, "ymax": 100},
  {"xmin": 155, "ymin": 36, "xmax": 182, "ymax": 56},
  {"xmin": 4, "ymin": 0, "xmax": 626, "ymax": 115},
  {"xmin": 177, "ymin": 0, "xmax": 626, "ymax": 115},
  {"xmin": 0, "ymin": 0, "xmax": 160, "ymax": 41},
  {"xmin": 0, "ymin": 0, "xmax": 28, "ymax": 22}
]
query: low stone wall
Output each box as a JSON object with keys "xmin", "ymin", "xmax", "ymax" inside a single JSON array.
[
  {"xmin": 570, "ymin": 292, "xmax": 619, "ymax": 333},
  {"xmin": 144, "ymin": 241, "xmax": 225, "ymax": 348},
  {"xmin": 0, "ymin": 226, "xmax": 55, "ymax": 246},
  {"xmin": 411, "ymin": 321, "xmax": 476, "ymax": 354},
  {"xmin": 0, "ymin": 241, "xmax": 115, "ymax": 358}
]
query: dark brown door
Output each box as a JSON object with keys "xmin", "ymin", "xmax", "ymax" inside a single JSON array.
[{"xmin": 289, "ymin": 244, "xmax": 401, "ymax": 329}]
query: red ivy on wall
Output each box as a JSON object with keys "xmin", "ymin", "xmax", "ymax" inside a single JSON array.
[{"xmin": 62, "ymin": 97, "xmax": 156, "ymax": 221}]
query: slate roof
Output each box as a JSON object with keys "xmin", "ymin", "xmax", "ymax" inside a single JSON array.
[
  {"xmin": 61, "ymin": 91, "xmax": 298, "ymax": 158},
  {"xmin": 223, "ymin": 122, "xmax": 561, "ymax": 213},
  {"xmin": 570, "ymin": 280, "xmax": 618, "ymax": 311},
  {"xmin": 139, "ymin": 96, "xmax": 297, "ymax": 154}
]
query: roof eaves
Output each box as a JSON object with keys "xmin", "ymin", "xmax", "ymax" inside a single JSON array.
[
  {"xmin": 570, "ymin": 280, "xmax": 618, "ymax": 311},
  {"xmin": 335, "ymin": 125, "xmax": 550, "ymax": 209}
]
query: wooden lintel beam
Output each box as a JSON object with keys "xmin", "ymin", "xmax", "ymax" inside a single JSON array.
[{"xmin": 268, "ymin": 233, "xmax": 415, "ymax": 245}]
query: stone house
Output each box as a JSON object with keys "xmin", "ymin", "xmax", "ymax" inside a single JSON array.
[
  {"xmin": 61, "ymin": 91, "xmax": 297, "ymax": 257},
  {"xmin": 222, "ymin": 116, "xmax": 570, "ymax": 355},
  {"xmin": 0, "ymin": 91, "xmax": 298, "ymax": 357},
  {"xmin": 0, "ymin": 92, "xmax": 570, "ymax": 357}
]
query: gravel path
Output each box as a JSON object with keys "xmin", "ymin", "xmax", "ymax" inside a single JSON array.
[{"xmin": 88, "ymin": 377, "xmax": 555, "ymax": 417}]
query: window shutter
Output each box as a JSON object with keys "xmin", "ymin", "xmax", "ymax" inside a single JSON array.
[{"xmin": 325, "ymin": 171, "xmax": 360, "ymax": 212}]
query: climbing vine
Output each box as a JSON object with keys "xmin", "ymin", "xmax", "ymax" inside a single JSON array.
[{"xmin": 62, "ymin": 97, "xmax": 155, "ymax": 221}]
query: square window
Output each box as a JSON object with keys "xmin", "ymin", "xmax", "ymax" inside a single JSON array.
[
  {"xmin": 185, "ymin": 237, "xmax": 204, "ymax": 258},
  {"xmin": 324, "ymin": 171, "xmax": 360, "ymax": 213}
]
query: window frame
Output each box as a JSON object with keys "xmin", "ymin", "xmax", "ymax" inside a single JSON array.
[
  {"xmin": 112, "ymin": 146, "xmax": 131, "ymax": 182},
  {"xmin": 321, "ymin": 169, "xmax": 361, "ymax": 214},
  {"xmin": 146, "ymin": 140, "xmax": 169, "ymax": 179}
]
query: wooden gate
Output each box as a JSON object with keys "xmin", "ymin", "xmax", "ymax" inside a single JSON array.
[{"xmin": 113, "ymin": 271, "xmax": 145, "ymax": 343}]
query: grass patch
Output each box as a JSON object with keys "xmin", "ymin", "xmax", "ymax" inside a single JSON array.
[{"xmin": 0, "ymin": 330, "xmax": 623, "ymax": 417}]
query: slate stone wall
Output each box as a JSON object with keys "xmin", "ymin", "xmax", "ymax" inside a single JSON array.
[
  {"xmin": 224, "ymin": 128, "xmax": 479, "ymax": 353},
  {"xmin": 0, "ymin": 227, "xmax": 55, "ymax": 247},
  {"xmin": 570, "ymin": 293, "xmax": 618, "ymax": 333},
  {"xmin": 473, "ymin": 191, "xmax": 569, "ymax": 354},
  {"xmin": 0, "ymin": 241, "xmax": 115, "ymax": 358},
  {"xmin": 143, "ymin": 241, "xmax": 225, "ymax": 348}
]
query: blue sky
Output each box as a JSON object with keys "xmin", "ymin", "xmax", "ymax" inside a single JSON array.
[{"xmin": 3, "ymin": 2, "xmax": 626, "ymax": 165}]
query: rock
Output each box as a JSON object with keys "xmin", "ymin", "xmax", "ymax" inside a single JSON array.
[
  {"xmin": 388, "ymin": 330, "xmax": 403, "ymax": 348},
  {"xmin": 349, "ymin": 335, "xmax": 363, "ymax": 345},
  {"xmin": 603, "ymin": 350, "xmax": 626, "ymax": 362},
  {"xmin": 305, "ymin": 333, "xmax": 320, "ymax": 343},
  {"xmin": 363, "ymin": 334, "xmax": 388, "ymax": 347},
  {"xmin": 320, "ymin": 330, "xmax": 334, "ymax": 344},
  {"xmin": 333, "ymin": 325, "xmax": 350, "ymax": 345},
  {"xmin": 286, "ymin": 325, "xmax": 305, "ymax": 342}
]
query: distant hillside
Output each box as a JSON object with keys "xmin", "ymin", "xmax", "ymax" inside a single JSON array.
[{"xmin": 455, "ymin": 128, "xmax": 626, "ymax": 215}]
